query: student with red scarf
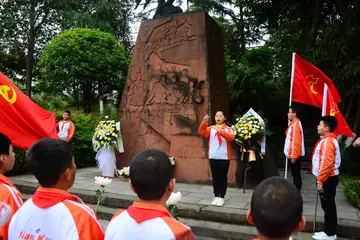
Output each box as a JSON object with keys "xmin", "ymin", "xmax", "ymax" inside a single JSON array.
[
  {"xmin": 0, "ymin": 132, "xmax": 22, "ymax": 240},
  {"xmin": 198, "ymin": 111, "xmax": 235, "ymax": 207}
]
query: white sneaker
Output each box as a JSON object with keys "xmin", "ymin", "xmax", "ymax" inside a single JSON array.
[
  {"xmin": 211, "ymin": 197, "xmax": 219, "ymax": 206},
  {"xmin": 312, "ymin": 232, "xmax": 337, "ymax": 240},
  {"xmin": 216, "ymin": 198, "xmax": 225, "ymax": 206}
]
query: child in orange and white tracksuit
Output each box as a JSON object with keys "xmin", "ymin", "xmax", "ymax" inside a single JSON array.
[
  {"xmin": 57, "ymin": 110, "xmax": 75, "ymax": 142},
  {"xmin": 198, "ymin": 111, "xmax": 235, "ymax": 207},
  {"xmin": 284, "ymin": 106, "xmax": 305, "ymax": 191},
  {"xmin": 0, "ymin": 132, "xmax": 23, "ymax": 240},
  {"xmin": 8, "ymin": 138, "xmax": 104, "ymax": 240},
  {"xmin": 105, "ymin": 149, "xmax": 195, "ymax": 240},
  {"xmin": 312, "ymin": 116, "xmax": 340, "ymax": 240}
]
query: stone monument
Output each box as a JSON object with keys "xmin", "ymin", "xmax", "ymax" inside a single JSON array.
[{"xmin": 118, "ymin": 11, "xmax": 239, "ymax": 183}]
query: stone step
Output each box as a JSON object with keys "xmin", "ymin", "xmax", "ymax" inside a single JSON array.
[
  {"xmin": 21, "ymin": 194, "xmax": 335, "ymax": 240},
  {"xmin": 16, "ymin": 181, "xmax": 359, "ymax": 239}
]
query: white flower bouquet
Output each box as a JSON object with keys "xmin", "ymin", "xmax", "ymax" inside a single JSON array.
[
  {"xmin": 92, "ymin": 116, "xmax": 120, "ymax": 152},
  {"xmin": 232, "ymin": 114, "xmax": 265, "ymax": 144}
]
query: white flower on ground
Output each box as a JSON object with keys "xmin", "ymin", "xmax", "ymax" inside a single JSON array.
[
  {"xmin": 118, "ymin": 166, "xmax": 130, "ymax": 175},
  {"xmin": 105, "ymin": 116, "xmax": 109, "ymax": 119},
  {"xmin": 94, "ymin": 176, "xmax": 112, "ymax": 186},
  {"xmin": 166, "ymin": 192, "xmax": 182, "ymax": 206}
]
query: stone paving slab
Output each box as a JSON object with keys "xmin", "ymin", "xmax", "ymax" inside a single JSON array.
[
  {"xmin": 10, "ymin": 167, "xmax": 360, "ymax": 238},
  {"xmin": 10, "ymin": 168, "xmax": 359, "ymax": 217}
]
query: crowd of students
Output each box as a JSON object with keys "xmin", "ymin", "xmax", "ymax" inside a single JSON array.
[{"xmin": 0, "ymin": 109, "xmax": 352, "ymax": 240}]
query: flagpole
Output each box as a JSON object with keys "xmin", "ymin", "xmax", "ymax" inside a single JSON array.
[
  {"xmin": 285, "ymin": 52, "xmax": 296, "ymax": 179},
  {"xmin": 289, "ymin": 52, "xmax": 296, "ymax": 105},
  {"xmin": 322, "ymin": 84, "xmax": 328, "ymax": 116}
]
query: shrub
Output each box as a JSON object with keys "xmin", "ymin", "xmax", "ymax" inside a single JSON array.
[{"xmin": 341, "ymin": 176, "xmax": 360, "ymax": 209}]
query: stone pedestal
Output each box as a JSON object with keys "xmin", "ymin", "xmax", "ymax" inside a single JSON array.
[{"xmin": 118, "ymin": 11, "xmax": 238, "ymax": 183}]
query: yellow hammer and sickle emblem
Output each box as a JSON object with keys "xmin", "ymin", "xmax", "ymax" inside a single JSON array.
[
  {"xmin": 0, "ymin": 85, "xmax": 17, "ymax": 104},
  {"xmin": 330, "ymin": 105, "xmax": 340, "ymax": 116},
  {"xmin": 306, "ymin": 75, "xmax": 319, "ymax": 95}
]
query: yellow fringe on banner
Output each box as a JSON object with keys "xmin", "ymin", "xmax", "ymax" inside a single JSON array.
[{"xmin": 241, "ymin": 149, "xmax": 263, "ymax": 162}]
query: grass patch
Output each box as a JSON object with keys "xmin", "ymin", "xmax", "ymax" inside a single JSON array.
[{"xmin": 340, "ymin": 175, "xmax": 360, "ymax": 209}]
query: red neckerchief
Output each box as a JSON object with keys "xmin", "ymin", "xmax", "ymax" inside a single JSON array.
[
  {"xmin": 285, "ymin": 119, "xmax": 300, "ymax": 135},
  {"xmin": 214, "ymin": 124, "xmax": 226, "ymax": 147},
  {"xmin": 126, "ymin": 202, "xmax": 171, "ymax": 224},
  {"xmin": 60, "ymin": 120, "xmax": 71, "ymax": 131},
  {"xmin": 32, "ymin": 187, "xmax": 84, "ymax": 208}
]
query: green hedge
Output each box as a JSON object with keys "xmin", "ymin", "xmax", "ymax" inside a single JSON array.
[
  {"xmin": 7, "ymin": 111, "xmax": 100, "ymax": 176},
  {"xmin": 341, "ymin": 176, "xmax": 360, "ymax": 209}
]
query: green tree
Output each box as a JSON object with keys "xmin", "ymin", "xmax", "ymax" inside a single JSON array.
[
  {"xmin": 190, "ymin": 0, "xmax": 263, "ymax": 55},
  {"xmin": 247, "ymin": 0, "xmax": 360, "ymax": 131},
  {"xmin": 0, "ymin": 0, "xmax": 61, "ymax": 98},
  {"xmin": 59, "ymin": 0, "xmax": 133, "ymax": 44},
  {"xmin": 0, "ymin": 0, "xmax": 133, "ymax": 97},
  {"xmin": 37, "ymin": 28, "xmax": 130, "ymax": 113}
]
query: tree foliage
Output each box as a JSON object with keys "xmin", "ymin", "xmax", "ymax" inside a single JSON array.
[
  {"xmin": 37, "ymin": 28, "xmax": 130, "ymax": 113},
  {"xmin": 59, "ymin": 0, "xmax": 133, "ymax": 44},
  {"xmin": 0, "ymin": 0, "xmax": 61, "ymax": 97},
  {"xmin": 247, "ymin": 0, "xmax": 360, "ymax": 131},
  {"xmin": 0, "ymin": 0, "xmax": 133, "ymax": 97}
]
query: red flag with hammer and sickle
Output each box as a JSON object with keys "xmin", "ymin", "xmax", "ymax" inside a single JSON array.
[
  {"xmin": 0, "ymin": 72, "xmax": 58, "ymax": 149},
  {"xmin": 325, "ymin": 89, "xmax": 354, "ymax": 138},
  {"xmin": 292, "ymin": 53, "xmax": 341, "ymax": 108}
]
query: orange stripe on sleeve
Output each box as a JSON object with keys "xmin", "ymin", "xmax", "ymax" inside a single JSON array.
[
  {"xmin": 0, "ymin": 185, "xmax": 22, "ymax": 240},
  {"xmin": 67, "ymin": 121, "xmax": 75, "ymax": 141},
  {"xmin": 198, "ymin": 121, "xmax": 210, "ymax": 138},
  {"xmin": 290, "ymin": 121, "xmax": 303, "ymax": 160},
  {"xmin": 317, "ymin": 139, "xmax": 336, "ymax": 184},
  {"xmin": 63, "ymin": 200, "xmax": 104, "ymax": 240},
  {"xmin": 218, "ymin": 127, "xmax": 235, "ymax": 142},
  {"xmin": 161, "ymin": 217, "xmax": 195, "ymax": 240}
]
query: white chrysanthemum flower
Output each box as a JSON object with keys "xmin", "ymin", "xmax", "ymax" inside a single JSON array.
[
  {"xmin": 94, "ymin": 176, "xmax": 112, "ymax": 186},
  {"xmin": 166, "ymin": 192, "xmax": 182, "ymax": 206}
]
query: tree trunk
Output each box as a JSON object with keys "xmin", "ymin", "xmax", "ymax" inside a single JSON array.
[
  {"xmin": 25, "ymin": 0, "xmax": 36, "ymax": 98},
  {"xmin": 340, "ymin": 94, "xmax": 348, "ymax": 114},
  {"xmin": 239, "ymin": 2, "xmax": 246, "ymax": 54},
  {"xmin": 82, "ymin": 81, "xmax": 92, "ymax": 113},
  {"xmin": 345, "ymin": 95, "xmax": 354, "ymax": 120},
  {"xmin": 353, "ymin": 97, "xmax": 360, "ymax": 133}
]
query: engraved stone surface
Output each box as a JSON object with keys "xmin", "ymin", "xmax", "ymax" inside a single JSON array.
[{"xmin": 118, "ymin": 12, "xmax": 236, "ymax": 183}]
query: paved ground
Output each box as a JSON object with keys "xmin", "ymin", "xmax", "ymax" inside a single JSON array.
[{"xmin": 11, "ymin": 167, "xmax": 360, "ymax": 224}]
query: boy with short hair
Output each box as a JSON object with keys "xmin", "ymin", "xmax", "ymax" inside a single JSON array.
[
  {"xmin": 312, "ymin": 116, "xmax": 340, "ymax": 240},
  {"xmin": 8, "ymin": 138, "xmax": 104, "ymax": 240},
  {"xmin": 0, "ymin": 132, "xmax": 23, "ymax": 240},
  {"xmin": 247, "ymin": 177, "xmax": 306, "ymax": 240},
  {"xmin": 284, "ymin": 106, "xmax": 305, "ymax": 191},
  {"xmin": 57, "ymin": 110, "xmax": 75, "ymax": 142},
  {"xmin": 105, "ymin": 149, "xmax": 195, "ymax": 240}
]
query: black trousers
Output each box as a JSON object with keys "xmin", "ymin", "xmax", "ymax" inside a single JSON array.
[
  {"xmin": 209, "ymin": 159, "xmax": 230, "ymax": 198},
  {"xmin": 290, "ymin": 157, "xmax": 302, "ymax": 191},
  {"xmin": 319, "ymin": 175, "xmax": 339, "ymax": 236}
]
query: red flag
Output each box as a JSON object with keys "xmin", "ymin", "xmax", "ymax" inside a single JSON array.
[
  {"xmin": 0, "ymin": 72, "xmax": 58, "ymax": 149},
  {"xmin": 325, "ymin": 88, "xmax": 354, "ymax": 138},
  {"xmin": 292, "ymin": 53, "xmax": 341, "ymax": 108}
]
